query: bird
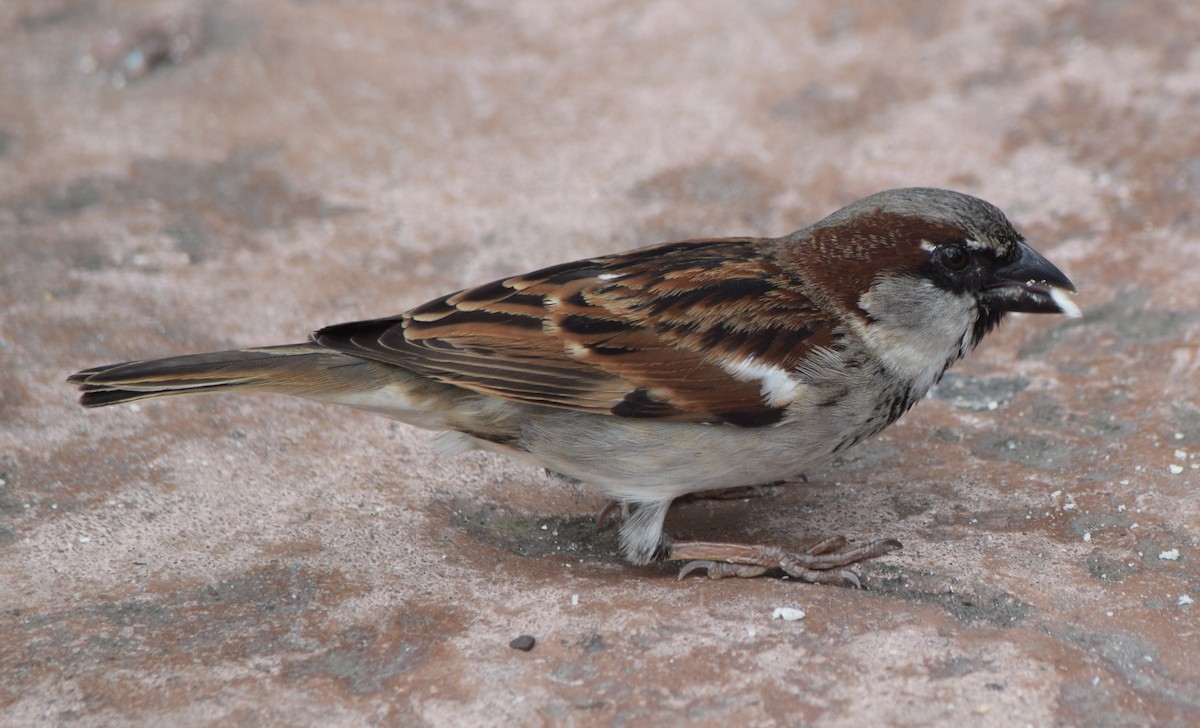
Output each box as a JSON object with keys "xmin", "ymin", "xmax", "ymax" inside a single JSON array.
[{"xmin": 69, "ymin": 187, "xmax": 1080, "ymax": 586}]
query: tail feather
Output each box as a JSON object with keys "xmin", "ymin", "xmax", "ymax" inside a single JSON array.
[{"xmin": 68, "ymin": 344, "xmax": 361, "ymax": 408}]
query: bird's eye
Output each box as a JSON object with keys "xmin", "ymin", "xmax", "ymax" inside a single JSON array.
[{"xmin": 937, "ymin": 244, "xmax": 970, "ymax": 271}]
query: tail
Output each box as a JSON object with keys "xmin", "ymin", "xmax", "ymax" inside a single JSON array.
[{"xmin": 68, "ymin": 344, "xmax": 367, "ymax": 407}]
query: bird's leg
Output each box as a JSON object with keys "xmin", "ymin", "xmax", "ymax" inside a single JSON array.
[
  {"xmin": 670, "ymin": 536, "xmax": 902, "ymax": 588},
  {"xmin": 617, "ymin": 500, "xmax": 673, "ymax": 565}
]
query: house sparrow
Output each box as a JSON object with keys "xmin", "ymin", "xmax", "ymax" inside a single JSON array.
[{"xmin": 69, "ymin": 188, "xmax": 1079, "ymax": 586}]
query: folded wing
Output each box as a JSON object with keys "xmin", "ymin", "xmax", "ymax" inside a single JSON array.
[{"xmin": 314, "ymin": 239, "xmax": 834, "ymax": 427}]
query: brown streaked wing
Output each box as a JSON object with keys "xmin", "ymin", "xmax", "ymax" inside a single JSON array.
[{"xmin": 312, "ymin": 238, "xmax": 832, "ymax": 425}]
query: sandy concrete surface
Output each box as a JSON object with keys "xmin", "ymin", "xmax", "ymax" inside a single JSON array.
[{"xmin": 2, "ymin": 1, "xmax": 1199, "ymax": 725}]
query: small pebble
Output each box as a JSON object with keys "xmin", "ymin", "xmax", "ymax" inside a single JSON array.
[
  {"xmin": 771, "ymin": 607, "xmax": 805, "ymax": 621},
  {"xmin": 509, "ymin": 635, "xmax": 536, "ymax": 651},
  {"xmin": 1159, "ymin": 549, "xmax": 1180, "ymax": 561}
]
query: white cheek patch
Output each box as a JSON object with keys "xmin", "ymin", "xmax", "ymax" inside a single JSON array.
[
  {"xmin": 721, "ymin": 357, "xmax": 800, "ymax": 408},
  {"xmin": 1049, "ymin": 286, "xmax": 1082, "ymax": 318},
  {"xmin": 856, "ymin": 278, "xmax": 976, "ymax": 387}
]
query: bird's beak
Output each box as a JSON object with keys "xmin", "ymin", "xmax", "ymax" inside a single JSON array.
[{"xmin": 982, "ymin": 241, "xmax": 1081, "ymax": 317}]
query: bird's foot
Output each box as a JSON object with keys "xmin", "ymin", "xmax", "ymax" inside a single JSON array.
[{"xmin": 671, "ymin": 536, "xmax": 901, "ymax": 588}]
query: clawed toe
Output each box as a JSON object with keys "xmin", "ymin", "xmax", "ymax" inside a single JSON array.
[
  {"xmin": 677, "ymin": 560, "xmax": 769, "ymax": 580},
  {"xmin": 677, "ymin": 560, "xmax": 715, "ymax": 580},
  {"xmin": 805, "ymin": 535, "xmax": 848, "ymax": 555},
  {"xmin": 594, "ymin": 500, "xmax": 625, "ymax": 530}
]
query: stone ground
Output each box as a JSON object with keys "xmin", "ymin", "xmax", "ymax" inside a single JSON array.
[{"xmin": 2, "ymin": 1, "xmax": 1199, "ymax": 726}]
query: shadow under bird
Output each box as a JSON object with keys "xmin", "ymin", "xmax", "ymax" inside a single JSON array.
[{"xmin": 70, "ymin": 188, "xmax": 1080, "ymax": 586}]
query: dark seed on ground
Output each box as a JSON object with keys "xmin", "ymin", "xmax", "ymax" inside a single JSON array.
[{"xmin": 509, "ymin": 634, "xmax": 536, "ymax": 651}]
